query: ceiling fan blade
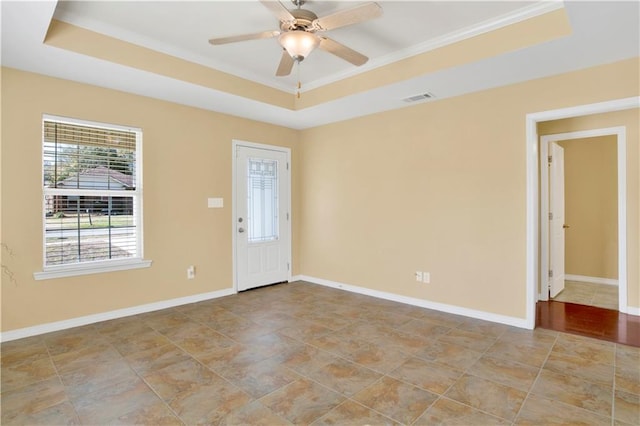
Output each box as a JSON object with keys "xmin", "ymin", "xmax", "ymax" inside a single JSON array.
[
  {"xmin": 260, "ymin": 0, "xmax": 295, "ymax": 24},
  {"xmin": 318, "ymin": 37, "xmax": 368, "ymax": 66},
  {"xmin": 209, "ymin": 30, "xmax": 280, "ymax": 45},
  {"xmin": 313, "ymin": 2, "xmax": 382, "ymax": 31},
  {"xmin": 276, "ymin": 50, "xmax": 295, "ymax": 76}
]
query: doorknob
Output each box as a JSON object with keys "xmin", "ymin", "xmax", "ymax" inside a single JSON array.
[
  {"xmin": 563, "ymin": 224, "xmax": 570, "ymax": 229},
  {"xmin": 238, "ymin": 227, "xmax": 245, "ymax": 233}
]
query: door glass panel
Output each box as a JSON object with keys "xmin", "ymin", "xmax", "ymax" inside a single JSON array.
[{"xmin": 247, "ymin": 158, "xmax": 279, "ymax": 243}]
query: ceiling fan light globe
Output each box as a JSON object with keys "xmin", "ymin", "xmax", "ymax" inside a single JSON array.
[{"xmin": 279, "ymin": 30, "xmax": 319, "ymax": 61}]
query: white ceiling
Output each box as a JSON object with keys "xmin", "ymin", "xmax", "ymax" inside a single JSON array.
[
  {"xmin": 51, "ymin": 0, "xmax": 536, "ymax": 92},
  {"xmin": 2, "ymin": 1, "xmax": 639, "ymax": 129}
]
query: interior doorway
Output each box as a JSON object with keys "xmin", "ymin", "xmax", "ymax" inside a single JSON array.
[
  {"xmin": 540, "ymin": 128, "xmax": 626, "ymax": 311},
  {"xmin": 525, "ymin": 96, "xmax": 638, "ymax": 330}
]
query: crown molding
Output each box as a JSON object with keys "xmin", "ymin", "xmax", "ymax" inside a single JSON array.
[{"xmin": 302, "ymin": 0, "xmax": 565, "ymax": 91}]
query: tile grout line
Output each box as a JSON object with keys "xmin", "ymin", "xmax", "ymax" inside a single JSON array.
[
  {"xmin": 510, "ymin": 331, "xmax": 559, "ymax": 424},
  {"xmin": 329, "ymin": 398, "xmax": 400, "ymax": 426},
  {"xmin": 139, "ymin": 307, "xmax": 329, "ymax": 424},
  {"xmin": 94, "ymin": 325, "xmax": 186, "ymax": 425},
  {"xmin": 42, "ymin": 333, "xmax": 86, "ymax": 424},
  {"xmin": 138, "ymin": 315, "xmax": 261, "ymax": 424},
  {"xmin": 435, "ymin": 326, "xmax": 523, "ymax": 424},
  {"xmin": 158, "ymin": 304, "xmax": 390, "ymax": 423},
  {"xmin": 41, "ymin": 336, "xmax": 85, "ymax": 424},
  {"xmin": 106, "ymin": 320, "xmax": 192, "ymax": 426},
  {"xmin": 611, "ymin": 344, "xmax": 617, "ymax": 426},
  {"xmin": 402, "ymin": 326, "xmax": 518, "ymax": 425},
  {"xmin": 244, "ymin": 325, "xmax": 431, "ymax": 425},
  {"xmin": 0, "ymin": 338, "xmax": 54, "ymax": 395},
  {"xmin": 132, "ymin": 367, "xmax": 187, "ymax": 425},
  {"xmin": 297, "ymin": 372, "xmax": 410, "ymax": 425},
  {"xmin": 45, "ymin": 328, "xmax": 125, "ymax": 423},
  {"xmin": 101, "ymin": 314, "xmax": 237, "ymax": 425},
  {"xmin": 514, "ymin": 333, "xmax": 619, "ymax": 423}
]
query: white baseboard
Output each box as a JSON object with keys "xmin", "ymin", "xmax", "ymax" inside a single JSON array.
[
  {"xmin": 299, "ymin": 275, "xmax": 530, "ymax": 329},
  {"xmin": 565, "ymin": 274, "xmax": 618, "ymax": 286},
  {"xmin": 4, "ymin": 276, "xmax": 634, "ymax": 342},
  {"xmin": 1, "ymin": 287, "xmax": 236, "ymax": 342},
  {"xmin": 626, "ymin": 306, "xmax": 640, "ymax": 316}
]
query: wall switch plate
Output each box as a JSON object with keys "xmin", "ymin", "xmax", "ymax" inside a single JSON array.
[
  {"xmin": 415, "ymin": 271, "xmax": 423, "ymax": 282},
  {"xmin": 207, "ymin": 197, "xmax": 223, "ymax": 208},
  {"xmin": 423, "ymin": 272, "xmax": 430, "ymax": 284},
  {"xmin": 187, "ymin": 265, "xmax": 195, "ymax": 279}
]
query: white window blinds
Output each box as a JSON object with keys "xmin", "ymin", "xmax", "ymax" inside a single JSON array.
[{"xmin": 42, "ymin": 117, "xmax": 142, "ymax": 267}]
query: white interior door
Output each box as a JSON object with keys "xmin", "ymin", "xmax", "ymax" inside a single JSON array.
[
  {"xmin": 235, "ymin": 143, "xmax": 290, "ymax": 291},
  {"xmin": 549, "ymin": 142, "xmax": 566, "ymax": 298}
]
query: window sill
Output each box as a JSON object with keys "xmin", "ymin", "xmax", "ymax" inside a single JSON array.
[{"xmin": 34, "ymin": 259, "xmax": 152, "ymax": 281}]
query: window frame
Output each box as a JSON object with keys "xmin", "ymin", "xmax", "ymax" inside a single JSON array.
[{"xmin": 34, "ymin": 114, "xmax": 151, "ymax": 280}]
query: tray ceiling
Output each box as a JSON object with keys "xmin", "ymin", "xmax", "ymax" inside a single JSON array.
[{"xmin": 2, "ymin": 1, "xmax": 639, "ymax": 129}]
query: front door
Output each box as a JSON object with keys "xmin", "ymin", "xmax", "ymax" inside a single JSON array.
[
  {"xmin": 234, "ymin": 143, "xmax": 290, "ymax": 291},
  {"xmin": 549, "ymin": 142, "xmax": 566, "ymax": 298}
]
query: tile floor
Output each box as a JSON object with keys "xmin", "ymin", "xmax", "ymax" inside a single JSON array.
[
  {"xmin": 552, "ymin": 280, "xmax": 619, "ymax": 310},
  {"xmin": 1, "ymin": 281, "xmax": 639, "ymax": 425}
]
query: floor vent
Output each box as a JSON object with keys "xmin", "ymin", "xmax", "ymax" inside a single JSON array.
[{"xmin": 403, "ymin": 92, "xmax": 435, "ymax": 103}]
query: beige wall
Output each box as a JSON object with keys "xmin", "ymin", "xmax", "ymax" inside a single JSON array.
[
  {"xmin": 1, "ymin": 68, "xmax": 300, "ymax": 332},
  {"xmin": 2, "ymin": 57, "xmax": 639, "ymax": 333},
  {"xmin": 539, "ymin": 109, "xmax": 640, "ymax": 308},
  {"xmin": 557, "ymin": 136, "xmax": 617, "ymax": 279},
  {"xmin": 299, "ymin": 58, "xmax": 639, "ymax": 319}
]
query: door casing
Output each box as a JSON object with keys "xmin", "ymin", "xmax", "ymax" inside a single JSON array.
[
  {"xmin": 525, "ymin": 96, "xmax": 638, "ymax": 328},
  {"xmin": 232, "ymin": 140, "xmax": 292, "ymax": 292}
]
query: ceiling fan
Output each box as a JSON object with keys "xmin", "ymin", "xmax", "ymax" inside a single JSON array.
[{"xmin": 209, "ymin": 0, "xmax": 383, "ymax": 77}]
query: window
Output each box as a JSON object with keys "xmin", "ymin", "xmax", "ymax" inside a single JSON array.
[
  {"xmin": 247, "ymin": 158, "xmax": 279, "ymax": 243},
  {"xmin": 35, "ymin": 116, "xmax": 150, "ymax": 280}
]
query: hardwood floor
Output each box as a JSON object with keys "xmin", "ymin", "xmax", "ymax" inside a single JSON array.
[{"xmin": 537, "ymin": 300, "xmax": 640, "ymax": 347}]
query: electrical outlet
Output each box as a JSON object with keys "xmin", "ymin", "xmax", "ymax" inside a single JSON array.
[
  {"xmin": 423, "ymin": 272, "xmax": 430, "ymax": 284},
  {"xmin": 415, "ymin": 271, "xmax": 423, "ymax": 282},
  {"xmin": 187, "ymin": 265, "xmax": 195, "ymax": 279}
]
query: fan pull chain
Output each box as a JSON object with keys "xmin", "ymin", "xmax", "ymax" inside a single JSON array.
[{"xmin": 296, "ymin": 61, "xmax": 301, "ymax": 99}]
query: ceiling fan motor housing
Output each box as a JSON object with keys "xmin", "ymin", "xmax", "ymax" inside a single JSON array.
[{"xmin": 281, "ymin": 8, "xmax": 319, "ymax": 31}]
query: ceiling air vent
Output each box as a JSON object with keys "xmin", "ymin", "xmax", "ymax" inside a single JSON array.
[{"xmin": 403, "ymin": 92, "xmax": 435, "ymax": 103}]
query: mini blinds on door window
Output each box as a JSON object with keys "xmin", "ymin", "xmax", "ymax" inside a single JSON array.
[{"xmin": 43, "ymin": 118, "xmax": 142, "ymax": 267}]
